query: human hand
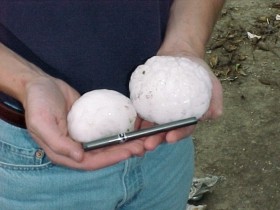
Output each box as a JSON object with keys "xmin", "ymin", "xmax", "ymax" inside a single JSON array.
[
  {"xmin": 134, "ymin": 55, "xmax": 223, "ymax": 145},
  {"xmin": 134, "ymin": 114, "xmax": 195, "ymax": 149},
  {"xmin": 165, "ymin": 56, "xmax": 223, "ymax": 143},
  {"xmin": 133, "ymin": 116, "xmax": 167, "ymax": 151},
  {"xmin": 23, "ymin": 76, "xmax": 146, "ymax": 170}
]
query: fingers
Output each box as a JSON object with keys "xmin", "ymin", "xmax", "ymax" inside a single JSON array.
[
  {"xmin": 165, "ymin": 125, "xmax": 195, "ymax": 143},
  {"xmin": 53, "ymin": 140, "xmax": 145, "ymax": 170},
  {"xmin": 190, "ymin": 56, "xmax": 223, "ymax": 121},
  {"xmin": 27, "ymin": 109, "xmax": 147, "ymax": 170},
  {"xmin": 135, "ymin": 118, "xmax": 166, "ymax": 151},
  {"xmin": 134, "ymin": 116, "xmax": 142, "ymax": 130},
  {"xmin": 27, "ymin": 111, "xmax": 84, "ymax": 162},
  {"xmin": 31, "ymin": 131, "xmax": 147, "ymax": 170},
  {"xmin": 143, "ymin": 132, "xmax": 166, "ymax": 151},
  {"xmin": 28, "ymin": 113, "xmax": 147, "ymax": 170},
  {"xmin": 136, "ymin": 117, "xmax": 195, "ymax": 149},
  {"xmin": 122, "ymin": 139, "xmax": 146, "ymax": 156},
  {"xmin": 82, "ymin": 140, "xmax": 146, "ymax": 169},
  {"xmin": 201, "ymin": 72, "xmax": 223, "ymax": 121}
]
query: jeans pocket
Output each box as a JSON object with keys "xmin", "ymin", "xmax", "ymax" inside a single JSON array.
[
  {"xmin": 0, "ymin": 120, "xmax": 52, "ymax": 170},
  {"xmin": 0, "ymin": 140, "xmax": 52, "ymax": 170}
]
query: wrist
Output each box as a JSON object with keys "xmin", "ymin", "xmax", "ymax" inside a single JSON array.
[
  {"xmin": 157, "ymin": 38, "xmax": 205, "ymax": 59},
  {"xmin": 18, "ymin": 64, "xmax": 49, "ymax": 105},
  {"xmin": 0, "ymin": 43, "xmax": 49, "ymax": 104}
]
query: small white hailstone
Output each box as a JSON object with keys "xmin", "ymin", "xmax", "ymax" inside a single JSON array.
[
  {"xmin": 67, "ymin": 89, "xmax": 137, "ymax": 143},
  {"xmin": 129, "ymin": 56, "xmax": 212, "ymax": 124}
]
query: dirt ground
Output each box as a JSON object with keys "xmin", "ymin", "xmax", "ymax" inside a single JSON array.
[{"xmin": 192, "ymin": 1, "xmax": 280, "ymax": 209}]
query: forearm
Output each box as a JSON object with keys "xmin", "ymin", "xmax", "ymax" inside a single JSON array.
[
  {"xmin": 158, "ymin": 0, "xmax": 225, "ymax": 58},
  {"xmin": 0, "ymin": 43, "xmax": 46, "ymax": 103}
]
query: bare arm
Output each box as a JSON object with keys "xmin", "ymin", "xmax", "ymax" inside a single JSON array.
[
  {"xmin": 158, "ymin": 0, "xmax": 226, "ymax": 58},
  {"xmin": 0, "ymin": 43, "xmax": 45, "ymax": 102}
]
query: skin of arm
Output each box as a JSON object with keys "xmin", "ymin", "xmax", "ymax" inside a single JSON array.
[
  {"xmin": 0, "ymin": 43, "xmax": 46, "ymax": 102},
  {"xmin": 159, "ymin": 0, "xmax": 226, "ymax": 58}
]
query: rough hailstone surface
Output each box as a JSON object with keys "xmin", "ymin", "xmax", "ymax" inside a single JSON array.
[
  {"xmin": 129, "ymin": 56, "xmax": 212, "ymax": 124},
  {"xmin": 67, "ymin": 89, "xmax": 137, "ymax": 143}
]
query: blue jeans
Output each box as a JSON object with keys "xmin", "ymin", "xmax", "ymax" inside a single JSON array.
[{"xmin": 0, "ymin": 119, "xmax": 194, "ymax": 210}]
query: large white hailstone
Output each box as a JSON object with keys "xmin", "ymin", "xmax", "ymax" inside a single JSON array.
[
  {"xmin": 67, "ymin": 89, "xmax": 137, "ymax": 143},
  {"xmin": 129, "ymin": 56, "xmax": 212, "ymax": 124}
]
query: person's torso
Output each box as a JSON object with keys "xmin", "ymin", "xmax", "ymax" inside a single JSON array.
[{"xmin": 0, "ymin": 0, "xmax": 172, "ymax": 97}]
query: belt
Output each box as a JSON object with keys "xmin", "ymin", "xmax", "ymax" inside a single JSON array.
[{"xmin": 0, "ymin": 101, "xmax": 26, "ymax": 128}]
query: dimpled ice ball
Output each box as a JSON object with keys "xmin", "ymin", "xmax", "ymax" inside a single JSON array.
[
  {"xmin": 129, "ymin": 56, "xmax": 212, "ymax": 124},
  {"xmin": 67, "ymin": 89, "xmax": 137, "ymax": 143}
]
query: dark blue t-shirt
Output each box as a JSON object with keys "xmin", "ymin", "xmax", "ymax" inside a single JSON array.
[{"xmin": 0, "ymin": 1, "xmax": 172, "ymax": 98}]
